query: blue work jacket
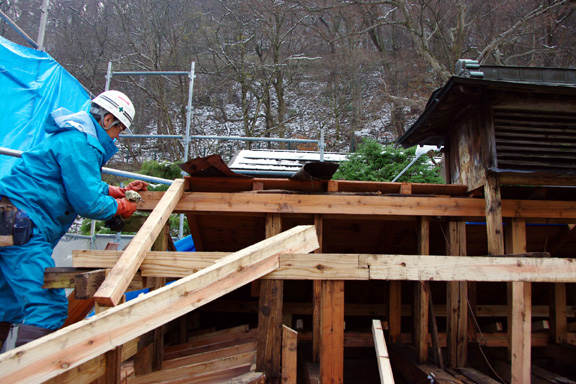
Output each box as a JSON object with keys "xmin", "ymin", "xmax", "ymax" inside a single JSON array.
[{"xmin": 0, "ymin": 108, "xmax": 119, "ymax": 247}]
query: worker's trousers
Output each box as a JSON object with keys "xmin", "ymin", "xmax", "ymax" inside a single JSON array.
[{"xmin": 0, "ymin": 227, "xmax": 67, "ymax": 330}]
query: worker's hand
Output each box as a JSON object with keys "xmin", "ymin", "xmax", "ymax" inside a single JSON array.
[
  {"xmin": 126, "ymin": 180, "xmax": 148, "ymax": 192},
  {"xmin": 108, "ymin": 185, "xmax": 126, "ymax": 198},
  {"xmin": 115, "ymin": 198, "xmax": 137, "ymax": 219}
]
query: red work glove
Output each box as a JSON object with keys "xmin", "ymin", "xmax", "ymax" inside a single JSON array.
[
  {"xmin": 115, "ymin": 198, "xmax": 137, "ymax": 219},
  {"xmin": 108, "ymin": 185, "xmax": 126, "ymax": 198},
  {"xmin": 126, "ymin": 180, "xmax": 148, "ymax": 192}
]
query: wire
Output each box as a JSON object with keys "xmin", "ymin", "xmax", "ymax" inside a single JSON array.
[{"xmin": 467, "ymin": 299, "xmax": 507, "ymax": 384}]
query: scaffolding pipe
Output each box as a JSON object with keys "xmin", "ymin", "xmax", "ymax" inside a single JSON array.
[
  {"xmin": 121, "ymin": 134, "xmax": 318, "ymax": 144},
  {"xmin": 37, "ymin": 0, "xmax": 50, "ymax": 50},
  {"xmin": 105, "ymin": 61, "xmax": 196, "ymax": 238},
  {"xmin": 0, "ymin": 9, "xmax": 39, "ymax": 49},
  {"xmin": 111, "ymin": 71, "xmax": 190, "ymax": 76},
  {"xmin": 0, "ymin": 147, "xmax": 172, "ymax": 185}
]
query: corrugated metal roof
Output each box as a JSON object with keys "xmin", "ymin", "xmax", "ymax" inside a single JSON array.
[{"xmin": 228, "ymin": 149, "xmax": 348, "ymax": 176}]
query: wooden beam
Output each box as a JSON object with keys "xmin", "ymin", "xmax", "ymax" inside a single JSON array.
[
  {"xmin": 61, "ymin": 292, "xmax": 95, "ymax": 328},
  {"xmin": 372, "ymin": 319, "xmax": 395, "ymax": 384},
  {"xmin": 361, "ymin": 253, "xmax": 576, "ymax": 282},
  {"xmin": 281, "ymin": 325, "xmax": 298, "ymax": 384},
  {"xmin": 73, "ymin": 251, "xmax": 576, "ymax": 283},
  {"xmin": 94, "ymin": 179, "xmax": 186, "ymax": 307},
  {"xmin": 0, "ymin": 225, "xmax": 318, "ymax": 384},
  {"xmin": 319, "ymin": 280, "xmax": 344, "ymax": 384},
  {"xmin": 138, "ymin": 190, "xmax": 576, "ymax": 220}
]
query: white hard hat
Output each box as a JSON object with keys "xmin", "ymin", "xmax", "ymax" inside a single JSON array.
[{"xmin": 92, "ymin": 90, "xmax": 135, "ymax": 130}]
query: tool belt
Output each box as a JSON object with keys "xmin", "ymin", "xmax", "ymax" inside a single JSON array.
[{"xmin": 0, "ymin": 196, "xmax": 33, "ymax": 247}]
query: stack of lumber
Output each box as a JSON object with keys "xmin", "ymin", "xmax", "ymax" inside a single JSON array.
[{"xmin": 124, "ymin": 325, "xmax": 263, "ymax": 384}]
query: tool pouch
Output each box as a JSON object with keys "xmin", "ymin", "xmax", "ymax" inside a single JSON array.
[{"xmin": 0, "ymin": 196, "xmax": 33, "ymax": 247}]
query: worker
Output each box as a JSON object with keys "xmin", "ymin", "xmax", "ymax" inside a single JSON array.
[{"xmin": 0, "ymin": 90, "xmax": 147, "ymax": 349}]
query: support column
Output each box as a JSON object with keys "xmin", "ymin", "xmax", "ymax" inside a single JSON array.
[
  {"xmin": 312, "ymin": 214, "xmax": 323, "ymax": 363},
  {"xmin": 446, "ymin": 221, "xmax": 467, "ymax": 368},
  {"xmin": 257, "ymin": 213, "xmax": 284, "ymax": 384},
  {"xmin": 319, "ymin": 280, "xmax": 345, "ymax": 384},
  {"xmin": 388, "ymin": 281, "xmax": 401, "ymax": 343},
  {"xmin": 549, "ymin": 283, "xmax": 567, "ymax": 344},
  {"xmin": 506, "ymin": 218, "xmax": 531, "ymax": 384},
  {"xmin": 414, "ymin": 217, "xmax": 430, "ymax": 363}
]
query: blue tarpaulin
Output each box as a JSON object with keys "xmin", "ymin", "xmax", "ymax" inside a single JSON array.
[{"xmin": 0, "ymin": 36, "xmax": 91, "ymax": 178}]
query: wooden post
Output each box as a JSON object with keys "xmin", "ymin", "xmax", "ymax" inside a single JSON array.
[
  {"xmin": 313, "ymin": 214, "xmax": 323, "ymax": 363},
  {"xmin": 281, "ymin": 325, "xmax": 298, "ymax": 384},
  {"xmin": 256, "ymin": 214, "xmax": 284, "ymax": 384},
  {"xmin": 506, "ymin": 219, "xmax": 531, "ymax": 384},
  {"xmin": 104, "ymin": 347, "xmax": 121, "ymax": 384},
  {"xmin": 388, "ymin": 281, "xmax": 401, "ymax": 343},
  {"xmin": 414, "ymin": 217, "xmax": 430, "ymax": 363},
  {"xmin": 549, "ymin": 283, "xmax": 567, "ymax": 343},
  {"xmin": 484, "ymin": 174, "xmax": 504, "ymax": 256},
  {"xmin": 320, "ymin": 280, "xmax": 345, "ymax": 384},
  {"xmin": 446, "ymin": 221, "xmax": 467, "ymax": 368}
]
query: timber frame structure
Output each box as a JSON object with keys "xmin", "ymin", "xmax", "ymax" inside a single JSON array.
[{"xmin": 0, "ymin": 175, "xmax": 576, "ymax": 383}]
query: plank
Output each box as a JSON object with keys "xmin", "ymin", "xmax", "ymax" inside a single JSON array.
[
  {"xmin": 276, "ymin": 253, "xmax": 368, "ymax": 280},
  {"xmin": 281, "ymin": 325, "xmax": 298, "ymax": 384},
  {"xmin": 127, "ymin": 353, "xmax": 255, "ymax": 384},
  {"xmin": 361, "ymin": 254, "xmax": 576, "ymax": 282},
  {"xmin": 140, "ymin": 191, "xmax": 576, "ymax": 220},
  {"xmin": 74, "ymin": 252, "xmax": 576, "ymax": 282},
  {"xmin": 220, "ymin": 372, "xmax": 266, "ymax": 384},
  {"xmin": 165, "ymin": 324, "xmax": 249, "ymax": 351},
  {"xmin": 43, "ymin": 355, "xmax": 105, "ymax": 384},
  {"xmin": 0, "ymin": 225, "xmax": 318, "ymax": 384},
  {"xmin": 164, "ymin": 329, "xmax": 257, "ymax": 361},
  {"xmin": 141, "ymin": 191, "xmax": 488, "ymax": 217},
  {"xmin": 163, "ymin": 341, "xmax": 257, "ymax": 370},
  {"xmin": 95, "ymin": 179, "xmax": 186, "ymax": 306},
  {"xmin": 372, "ymin": 319, "xmax": 395, "ymax": 384},
  {"xmin": 73, "ymin": 250, "xmax": 226, "ymax": 277}
]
